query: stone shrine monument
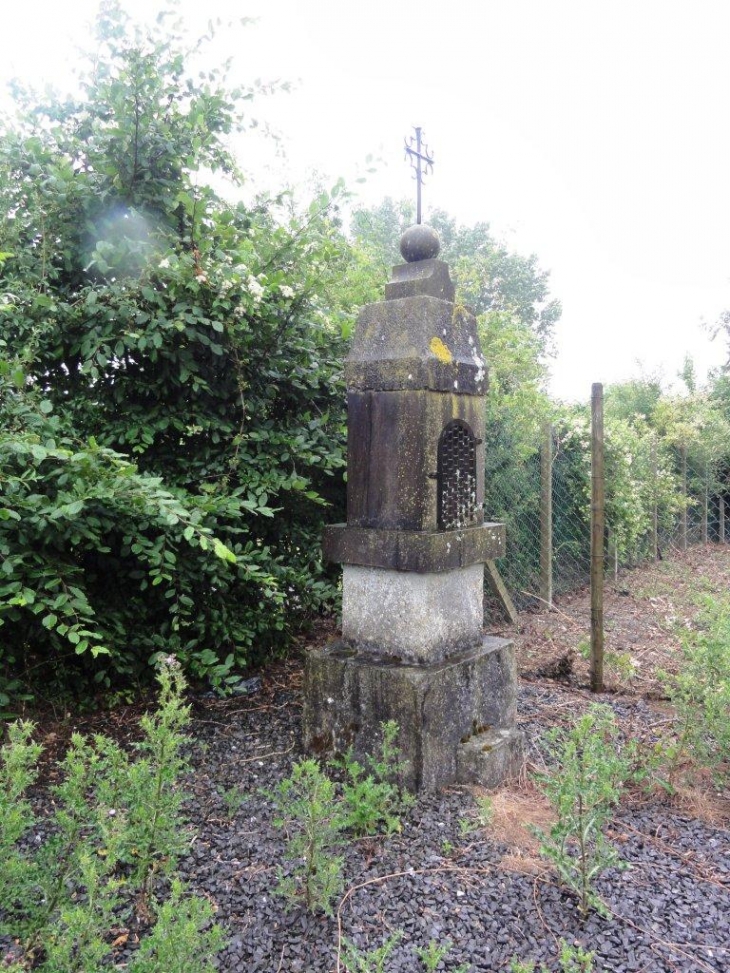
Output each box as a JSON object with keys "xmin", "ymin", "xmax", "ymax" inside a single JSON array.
[{"xmin": 303, "ymin": 131, "xmax": 523, "ymax": 791}]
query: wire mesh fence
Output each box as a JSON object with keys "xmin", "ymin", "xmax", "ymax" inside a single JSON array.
[{"xmin": 484, "ymin": 397, "xmax": 727, "ymax": 622}]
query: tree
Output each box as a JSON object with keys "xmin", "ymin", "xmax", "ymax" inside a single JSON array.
[
  {"xmin": 604, "ymin": 374, "xmax": 663, "ymax": 426},
  {"xmin": 0, "ymin": 2, "xmax": 349, "ymax": 698}
]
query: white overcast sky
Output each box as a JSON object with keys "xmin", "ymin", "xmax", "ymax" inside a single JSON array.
[{"xmin": 2, "ymin": 0, "xmax": 730, "ymax": 402}]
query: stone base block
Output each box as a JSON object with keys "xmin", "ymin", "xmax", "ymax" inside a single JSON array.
[
  {"xmin": 303, "ymin": 636, "xmax": 521, "ymax": 792},
  {"xmin": 341, "ymin": 564, "xmax": 484, "ymax": 663},
  {"xmin": 456, "ymin": 727, "xmax": 525, "ymax": 789}
]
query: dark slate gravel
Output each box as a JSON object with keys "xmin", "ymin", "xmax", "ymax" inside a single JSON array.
[{"xmin": 177, "ymin": 668, "xmax": 730, "ymax": 973}]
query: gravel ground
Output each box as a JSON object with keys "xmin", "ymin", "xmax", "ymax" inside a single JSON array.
[{"xmin": 176, "ymin": 666, "xmax": 730, "ymax": 973}]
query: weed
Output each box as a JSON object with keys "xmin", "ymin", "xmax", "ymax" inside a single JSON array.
[
  {"xmin": 459, "ymin": 816, "xmax": 477, "ymax": 836},
  {"xmin": 128, "ymin": 878, "xmax": 225, "ymax": 973},
  {"xmin": 18, "ymin": 731, "xmax": 128, "ymax": 962},
  {"xmin": 441, "ymin": 839, "xmax": 454, "ymax": 856},
  {"xmin": 510, "ymin": 939, "xmax": 593, "ymax": 973},
  {"xmin": 271, "ymin": 759, "xmax": 344, "ymax": 915},
  {"xmin": 416, "ymin": 938, "xmax": 470, "ymax": 972},
  {"xmin": 218, "ymin": 784, "xmax": 248, "ymax": 819},
  {"xmin": 577, "ymin": 640, "xmax": 636, "ymax": 682},
  {"xmin": 532, "ymin": 705, "xmax": 632, "ymax": 916},
  {"xmin": 475, "ymin": 793, "xmax": 494, "ymax": 827},
  {"xmin": 271, "ymin": 723, "xmax": 413, "ymax": 915},
  {"xmin": 417, "ymin": 939, "xmax": 451, "ymax": 971},
  {"xmin": 458, "ymin": 792, "xmax": 495, "ymax": 838},
  {"xmin": 0, "ymin": 658, "xmax": 224, "ymax": 971},
  {"xmin": 342, "ymin": 931, "xmax": 403, "ymax": 973},
  {"xmin": 0, "ymin": 721, "xmax": 43, "ymax": 912},
  {"xmin": 663, "ymin": 594, "xmax": 730, "ymax": 782},
  {"xmin": 558, "ymin": 940, "xmax": 594, "ymax": 972},
  {"xmin": 122, "ymin": 658, "xmax": 192, "ymax": 904},
  {"xmin": 338, "ymin": 720, "xmax": 413, "ymax": 836}
]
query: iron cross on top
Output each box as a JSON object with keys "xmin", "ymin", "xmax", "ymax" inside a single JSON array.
[{"xmin": 404, "ymin": 126, "xmax": 434, "ymax": 225}]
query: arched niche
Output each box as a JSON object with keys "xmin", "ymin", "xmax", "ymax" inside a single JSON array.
[{"xmin": 437, "ymin": 419, "xmax": 480, "ymax": 530}]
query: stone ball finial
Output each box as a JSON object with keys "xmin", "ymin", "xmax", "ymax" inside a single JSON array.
[{"xmin": 400, "ymin": 224, "xmax": 440, "ymax": 263}]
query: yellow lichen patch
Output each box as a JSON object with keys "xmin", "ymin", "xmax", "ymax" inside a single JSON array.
[{"xmin": 429, "ymin": 336, "xmax": 453, "ymax": 363}]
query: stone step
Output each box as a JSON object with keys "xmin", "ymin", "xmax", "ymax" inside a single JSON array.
[{"xmin": 455, "ymin": 726, "xmax": 525, "ymax": 789}]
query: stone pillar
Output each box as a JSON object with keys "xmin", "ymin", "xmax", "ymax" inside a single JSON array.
[{"xmin": 303, "ymin": 225, "xmax": 523, "ymax": 792}]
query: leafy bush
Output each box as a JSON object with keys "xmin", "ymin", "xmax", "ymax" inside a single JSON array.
[
  {"xmin": 0, "ymin": 359, "xmax": 237, "ymax": 699},
  {"xmin": 0, "ymin": 4, "xmax": 349, "ymax": 697}
]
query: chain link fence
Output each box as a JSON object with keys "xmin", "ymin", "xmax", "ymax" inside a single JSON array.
[{"xmin": 484, "ymin": 404, "xmax": 727, "ymax": 620}]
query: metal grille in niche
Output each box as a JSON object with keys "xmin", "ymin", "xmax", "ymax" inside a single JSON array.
[{"xmin": 437, "ymin": 420, "xmax": 479, "ymax": 530}]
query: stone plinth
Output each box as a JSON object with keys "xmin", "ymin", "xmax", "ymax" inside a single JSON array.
[
  {"xmin": 323, "ymin": 523, "xmax": 505, "ymax": 573},
  {"xmin": 303, "ymin": 636, "xmax": 523, "ymax": 793},
  {"xmin": 341, "ymin": 564, "xmax": 483, "ymax": 664}
]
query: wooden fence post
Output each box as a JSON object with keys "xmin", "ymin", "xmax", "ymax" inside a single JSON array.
[
  {"xmin": 590, "ymin": 383, "xmax": 604, "ymax": 693},
  {"xmin": 651, "ymin": 436, "xmax": 659, "ymax": 560},
  {"xmin": 680, "ymin": 444, "xmax": 688, "ymax": 551},
  {"xmin": 540, "ymin": 422, "xmax": 553, "ymax": 608}
]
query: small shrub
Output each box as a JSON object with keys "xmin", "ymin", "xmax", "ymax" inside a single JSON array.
[
  {"xmin": 218, "ymin": 784, "xmax": 248, "ymax": 819},
  {"xmin": 663, "ymin": 594, "xmax": 730, "ymax": 782},
  {"xmin": 0, "ymin": 659, "xmax": 224, "ymax": 970},
  {"xmin": 128, "ymin": 879, "xmax": 225, "ymax": 973},
  {"xmin": 122, "ymin": 658, "xmax": 192, "ymax": 904},
  {"xmin": 416, "ymin": 938, "xmax": 470, "ymax": 972},
  {"xmin": 532, "ymin": 705, "xmax": 632, "ymax": 916},
  {"xmin": 342, "ymin": 931, "xmax": 403, "ymax": 973},
  {"xmin": 510, "ymin": 940, "xmax": 593, "ymax": 973},
  {"xmin": 270, "ymin": 759, "xmax": 344, "ymax": 915},
  {"xmin": 339, "ymin": 721, "xmax": 412, "ymax": 836}
]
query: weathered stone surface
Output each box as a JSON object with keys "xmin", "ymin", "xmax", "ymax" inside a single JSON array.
[
  {"xmin": 346, "ymin": 297, "xmax": 486, "ymax": 395},
  {"xmin": 386, "ymin": 256, "xmax": 453, "ymax": 300},
  {"xmin": 322, "ymin": 523, "xmax": 505, "ymax": 572},
  {"xmin": 455, "ymin": 727, "xmax": 525, "ymax": 789},
  {"xmin": 398, "ymin": 225, "xmax": 442, "ymax": 264},
  {"xmin": 303, "ymin": 635, "xmax": 519, "ymax": 792},
  {"xmin": 341, "ymin": 564, "xmax": 484, "ymax": 663},
  {"xmin": 346, "ymin": 389, "xmax": 485, "ymax": 531}
]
